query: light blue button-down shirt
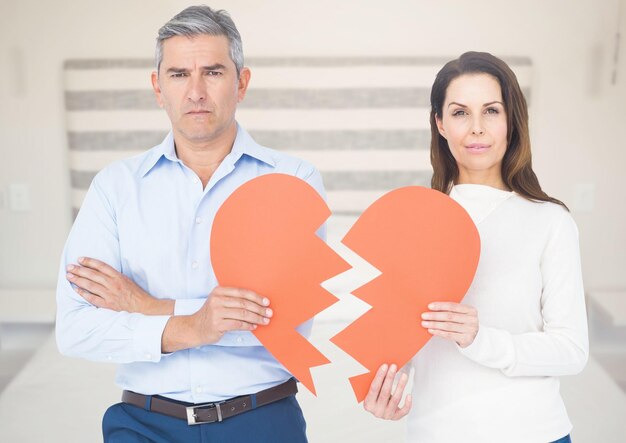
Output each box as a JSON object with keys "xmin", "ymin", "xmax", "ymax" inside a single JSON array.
[{"xmin": 56, "ymin": 124, "xmax": 326, "ymax": 402}]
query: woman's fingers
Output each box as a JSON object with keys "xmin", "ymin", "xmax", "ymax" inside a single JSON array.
[
  {"xmin": 422, "ymin": 320, "xmax": 467, "ymax": 333},
  {"xmin": 384, "ymin": 371, "xmax": 407, "ymax": 419},
  {"xmin": 427, "ymin": 302, "xmax": 477, "ymax": 315},
  {"xmin": 364, "ymin": 364, "xmax": 412, "ymax": 420},
  {"xmin": 422, "ymin": 302, "xmax": 479, "ymax": 348},
  {"xmin": 365, "ymin": 364, "xmax": 388, "ymax": 403},
  {"xmin": 394, "ymin": 393, "xmax": 412, "ymax": 420},
  {"xmin": 378, "ymin": 364, "xmax": 398, "ymax": 402}
]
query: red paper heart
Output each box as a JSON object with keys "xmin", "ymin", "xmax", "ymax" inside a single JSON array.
[
  {"xmin": 210, "ymin": 174, "xmax": 351, "ymax": 395},
  {"xmin": 211, "ymin": 175, "xmax": 480, "ymax": 399},
  {"xmin": 331, "ymin": 186, "xmax": 480, "ymax": 402}
]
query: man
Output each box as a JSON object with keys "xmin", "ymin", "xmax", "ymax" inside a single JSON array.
[{"xmin": 56, "ymin": 5, "xmax": 322, "ymax": 442}]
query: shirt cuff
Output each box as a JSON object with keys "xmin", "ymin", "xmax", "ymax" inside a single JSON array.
[
  {"xmin": 456, "ymin": 324, "xmax": 486, "ymax": 359},
  {"xmin": 457, "ymin": 324, "xmax": 515, "ymax": 370},
  {"xmin": 174, "ymin": 298, "xmax": 206, "ymax": 316},
  {"xmin": 132, "ymin": 314, "xmax": 171, "ymax": 362}
]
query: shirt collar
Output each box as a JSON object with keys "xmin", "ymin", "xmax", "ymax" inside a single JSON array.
[
  {"xmin": 138, "ymin": 123, "xmax": 275, "ymax": 178},
  {"xmin": 138, "ymin": 131, "xmax": 177, "ymax": 178},
  {"xmin": 228, "ymin": 124, "xmax": 276, "ymax": 168}
]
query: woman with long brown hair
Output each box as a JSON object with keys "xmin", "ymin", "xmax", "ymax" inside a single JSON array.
[{"xmin": 364, "ymin": 52, "xmax": 588, "ymax": 443}]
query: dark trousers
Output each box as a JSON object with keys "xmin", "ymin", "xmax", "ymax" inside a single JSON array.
[
  {"xmin": 102, "ymin": 395, "xmax": 307, "ymax": 443},
  {"xmin": 551, "ymin": 435, "xmax": 572, "ymax": 443}
]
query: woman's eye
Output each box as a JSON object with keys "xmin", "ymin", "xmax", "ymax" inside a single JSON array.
[
  {"xmin": 452, "ymin": 109, "xmax": 467, "ymax": 117},
  {"xmin": 486, "ymin": 107, "xmax": 499, "ymax": 114}
]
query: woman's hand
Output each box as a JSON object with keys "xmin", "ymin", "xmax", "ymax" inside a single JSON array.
[
  {"xmin": 422, "ymin": 302, "xmax": 479, "ymax": 348},
  {"xmin": 363, "ymin": 363, "xmax": 412, "ymax": 420}
]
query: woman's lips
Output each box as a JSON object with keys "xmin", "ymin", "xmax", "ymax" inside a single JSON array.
[{"xmin": 465, "ymin": 143, "xmax": 490, "ymax": 153}]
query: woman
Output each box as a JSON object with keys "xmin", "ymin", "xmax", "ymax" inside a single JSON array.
[{"xmin": 364, "ymin": 52, "xmax": 588, "ymax": 443}]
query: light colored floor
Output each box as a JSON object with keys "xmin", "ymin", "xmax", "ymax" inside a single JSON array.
[
  {"xmin": 0, "ymin": 349, "xmax": 32, "ymax": 393},
  {"xmin": 1, "ymin": 320, "xmax": 625, "ymax": 442},
  {"xmin": 0, "ymin": 284, "xmax": 624, "ymax": 441},
  {"xmin": 594, "ymin": 352, "xmax": 626, "ymax": 392}
]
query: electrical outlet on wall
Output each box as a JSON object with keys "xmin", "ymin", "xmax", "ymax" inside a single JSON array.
[{"xmin": 8, "ymin": 183, "xmax": 31, "ymax": 212}]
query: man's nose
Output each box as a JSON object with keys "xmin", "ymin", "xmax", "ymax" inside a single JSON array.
[{"xmin": 187, "ymin": 75, "xmax": 207, "ymax": 102}]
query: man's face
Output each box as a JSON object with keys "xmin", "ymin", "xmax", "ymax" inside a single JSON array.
[{"xmin": 151, "ymin": 34, "xmax": 250, "ymax": 146}]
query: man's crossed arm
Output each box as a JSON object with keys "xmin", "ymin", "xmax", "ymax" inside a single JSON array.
[{"xmin": 65, "ymin": 257, "xmax": 272, "ymax": 353}]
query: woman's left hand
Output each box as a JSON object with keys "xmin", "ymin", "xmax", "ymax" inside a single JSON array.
[
  {"xmin": 363, "ymin": 364, "xmax": 412, "ymax": 420},
  {"xmin": 421, "ymin": 302, "xmax": 479, "ymax": 348}
]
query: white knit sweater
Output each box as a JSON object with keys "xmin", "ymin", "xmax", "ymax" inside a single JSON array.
[{"xmin": 407, "ymin": 184, "xmax": 588, "ymax": 443}]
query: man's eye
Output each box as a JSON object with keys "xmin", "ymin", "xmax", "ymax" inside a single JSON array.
[
  {"xmin": 206, "ymin": 71, "xmax": 222, "ymax": 76},
  {"xmin": 171, "ymin": 73, "xmax": 187, "ymax": 78}
]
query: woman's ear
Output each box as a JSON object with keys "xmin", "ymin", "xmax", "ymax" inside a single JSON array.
[{"xmin": 435, "ymin": 114, "xmax": 446, "ymax": 139}]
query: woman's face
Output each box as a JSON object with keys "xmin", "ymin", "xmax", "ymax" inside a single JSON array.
[{"xmin": 436, "ymin": 73, "xmax": 508, "ymax": 189}]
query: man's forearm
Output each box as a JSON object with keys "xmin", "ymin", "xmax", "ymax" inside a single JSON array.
[
  {"xmin": 145, "ymin": 298, "xmax": 175, "ymax": 315},
  {"xmin": 161, "ymin": 315, "xmax": 203, "ymax": 353}
]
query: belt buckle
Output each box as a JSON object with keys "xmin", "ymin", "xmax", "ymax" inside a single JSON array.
[{"xmin": 186, "ymin": 401, "xmax": 225, "ymax": 425}]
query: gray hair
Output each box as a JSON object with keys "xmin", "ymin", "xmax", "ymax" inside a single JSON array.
[{"xmin": 155, "ymin": 5, "xmax": 244, "ymax": 77}]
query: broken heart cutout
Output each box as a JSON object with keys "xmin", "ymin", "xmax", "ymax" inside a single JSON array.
[
  {"xmin": 330, "ymin": 185, "xmax": 480, "ymax": 401},
  {"xmin": 211, "ymin": 174, "xmax": 480, "ymax": 401},
  {"xmin": 210, "ymin": 174, "xmax": 351, "ymax": 396}
]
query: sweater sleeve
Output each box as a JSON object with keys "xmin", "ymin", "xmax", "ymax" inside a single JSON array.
[{"xmin": 458, "ymin": 210, "xmax": 589, "ymax": 376}]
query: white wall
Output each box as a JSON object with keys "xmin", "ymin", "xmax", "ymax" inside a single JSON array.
[{"xmin": 0, "ymin": 0, "xmax": 625, "ymax": 291}]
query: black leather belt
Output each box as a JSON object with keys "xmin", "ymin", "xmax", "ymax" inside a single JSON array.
[{"xmin": 122, "ymin": 378, "xmax": 298, "ymax": 425}]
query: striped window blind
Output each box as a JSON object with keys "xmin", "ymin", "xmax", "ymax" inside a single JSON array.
[{"xmin": 64, "ymin": 57, "xmax": 532, "ymax": 219}]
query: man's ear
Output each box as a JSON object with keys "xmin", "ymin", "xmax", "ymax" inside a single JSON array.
[
  {"xmin": 237, "ymin": 67, "xmax": 251, "ymax": 103},
  {"xmin": 151, "ymin": 71, "xmax": 164, "ymax": 108}
]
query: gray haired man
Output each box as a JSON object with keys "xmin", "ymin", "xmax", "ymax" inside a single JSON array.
[{"xmin": 57, "ymin": 5, "xmax": 322, "ymax": 442}]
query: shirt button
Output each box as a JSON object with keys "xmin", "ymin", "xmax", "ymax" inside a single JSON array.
[
  {"xmin": 195, "ymin": 217, "xmax": 203, "ymax": 224},
  {"xmin": 193, "ymin": 177, "xmax": 199, "ymax": 184},
  {"xmin": 236, "ymin": 336, "xmax": 243, "ymax": 344},
  {"xmin": 191, "ymin": 261, "xmax": 199, "ymax": 269},
  {"xmin": 196, "ymin": 387, "xmax": 203, "ymax": 393}
]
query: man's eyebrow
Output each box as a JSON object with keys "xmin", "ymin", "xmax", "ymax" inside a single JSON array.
[
  {"xmin": 201, "ymin": 64, "xmax": 227, "ymax": 71},
  {"xmin": 164, "ymin": 64, "xmax": 227, "ymax": 74},
  {"xmin": 165, "ymin": 67, "xmax": 189, "ymax": 74}
]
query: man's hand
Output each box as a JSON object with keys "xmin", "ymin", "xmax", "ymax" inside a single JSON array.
[
  {"xmin": 66, "ymin": 257, "xmax": 173, "ymax": 315},
  {"xmin": 421, "ymin": 302, "xmax": 479, "ymax": 348},
  {"xmin": 363, "ymin": 363, "xmax": 412, "ymax": 420},
  {"xmin": 161, "ymin": 287, "xmax": 273, "ymax": 352}
]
